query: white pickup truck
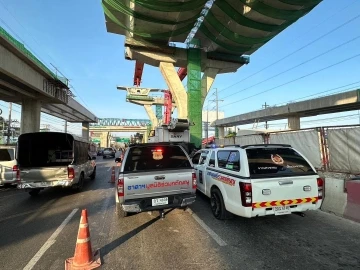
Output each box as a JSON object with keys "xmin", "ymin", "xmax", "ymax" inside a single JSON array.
[
  {"xmin": 192, "ymin": 144, "xmax": 323, "ymax": 219},
  {"xmin": 115, "ymin": 143, "xmax": 197, "ymax": 218}
]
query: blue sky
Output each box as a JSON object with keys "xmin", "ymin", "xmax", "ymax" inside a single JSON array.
[{"xmin": 0, "ymin": 0, "xmax": 360, "ymax": 136}]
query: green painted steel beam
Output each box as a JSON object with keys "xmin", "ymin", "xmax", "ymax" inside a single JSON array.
[{"xmin": 187, "ymin": 39, "xmax": 202, "ymax": 148}]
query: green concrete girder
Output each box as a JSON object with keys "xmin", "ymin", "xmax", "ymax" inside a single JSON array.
[{"xmin": 195, "ymin": 0, "xmax": 323, "ymax": 55}]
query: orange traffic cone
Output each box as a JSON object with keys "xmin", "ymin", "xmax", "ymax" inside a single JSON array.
[
  {"xmin": 109, "ymin": 166, "xmax": 115, "ymax": 183},
  {"xmin": 65, "ymin": 209, "xmax": 101, "ymax": 270}
]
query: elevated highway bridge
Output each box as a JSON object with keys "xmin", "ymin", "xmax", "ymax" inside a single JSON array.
[{"xmin": 101, "ymin": 0, "xmax": 322, "ymax": 146}]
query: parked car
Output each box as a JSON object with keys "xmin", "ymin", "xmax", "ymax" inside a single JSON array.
[
  {"xmin": 0, "ymin": 145, "xmax": 18, "ymax": 186},
  {"xmin": 103, "ymin": 148, "xmax": 116, "ymax": 159},
  {"xmin": 115, "ymin": 143, "xmax": 197, "ymax": 218},
  {"xmin": 97, "ymin": 148, "xmax": 104, "ymax": 156},
  {"xmin": 192, "ymin": 144, "xmax": 323, "ymax": 219},
  {"xmin": 17, "ymin": 132, "xmax": 97, "ymax": 196}
]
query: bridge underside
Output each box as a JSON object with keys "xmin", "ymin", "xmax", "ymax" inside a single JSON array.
[{"xmin": 102, "ymin": 0, "xmax": 322, "ymax": 57}]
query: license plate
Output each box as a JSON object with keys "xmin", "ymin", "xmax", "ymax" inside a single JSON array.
[
  {"xmin": 273, "ymin": 206, "xmax": 291, "ymax": 215},
  {"xmin": 152, "ymin": 197, "xmax": 168, "ymax": 206}
]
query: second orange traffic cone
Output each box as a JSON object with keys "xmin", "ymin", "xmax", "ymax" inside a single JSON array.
[
  {"xmin": 65, "ymin": 209, "xmax": 101, "ymax": 270},
  {"xmin": 109, "ymin": 166, "xmax": 115, "ymax": 183}
]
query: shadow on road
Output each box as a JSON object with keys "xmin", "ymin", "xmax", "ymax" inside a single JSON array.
[{"xmin": 100, "ymin": 209, "xmax": 174, "ymax": 258}]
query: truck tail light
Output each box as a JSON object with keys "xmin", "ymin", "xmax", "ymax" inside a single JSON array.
[
  {"xmin": 13, "ymin": 165, "xmax": 20, "ymax": 182},
  {"xmin": 118, "ymin": 177, "xmax": 124, "ymax": 197},
  {"xmin": 68, "ymin": 167, "xmax": 75, "ymax": 179},
  {"xmin": 317, "ymin": 177, "xmax": 324, "ymax": 199},
  {"xmin": 240, "ymin": 182, "xmax": 252, "ymax": 207},
  {"xmin": 192, "ymin": 172, "xmax": 197, "ymax": 190}
]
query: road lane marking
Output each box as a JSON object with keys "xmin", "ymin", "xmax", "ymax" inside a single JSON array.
[
  {"xmin": 186, "ymin": 208, "xmax": 227, "ymax": 247},
  {"xmin": 107, "ymin": 167, "xmax": 112, "ymax": 171},
  {"xmin": 23, "ymin": 208, "xmax": 79, "ymax": 270}
]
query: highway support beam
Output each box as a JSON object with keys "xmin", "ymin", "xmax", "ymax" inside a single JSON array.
[
  {"xmin": 218, "ymin": 127, "xmax": 225, "ymax": 139},
  {"xmin": 82, "ymin": 122, "xmax": 90, "ymax": 142},
  {"xmin": 201, "ymin": 68, "xmax": 218, "ymax": 106},
  {"xmin": 144, "ymin": 105, "xmax": 158, "ymax": 128},
  {"xmin": 159, "ymin": 62, "xmax": 187, "ymax": 119},
  {"xmin": 20, "ymin": 98, "xmax": 41, "ymax": 134},
  {"xmin": 288, "ymin": 116, "xmax": 301, "ymax": 130},
  {"xmin": 100, "ymin": 132, "xmax": 109, "ymax": 148}
]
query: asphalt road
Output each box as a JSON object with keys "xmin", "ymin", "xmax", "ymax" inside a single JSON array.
[{"xmin": 0, "ymin": 155, "xmax": 359, "ymax": 270}]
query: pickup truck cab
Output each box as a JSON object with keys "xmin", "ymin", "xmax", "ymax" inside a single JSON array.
[
  {"xmin": 192, "ymin": 144, "xmax": 323, "ymax": 219},
  {"xmin": 115, "ymin": 143, "xmax": 197, "ymax": 218}
]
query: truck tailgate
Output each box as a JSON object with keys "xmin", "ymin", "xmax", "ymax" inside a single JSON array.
[
  {"xmin": 251, "ymin": 175, "xmax": 319, "ymax": 205},
  {"xmin": 123, "ymin": 169, "xmax": 193, "ymax": 200},
  {"xmin": 20, "ymin": 166, "xmax": 68, "ymax": 183}
]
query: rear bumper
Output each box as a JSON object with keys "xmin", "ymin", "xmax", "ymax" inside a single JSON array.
[
  {"xmin": 0, "ymin": 179, "xmax": 16, "ymax": 185},
  {"xmin": 238, "ymin": 201, "xmax": 322, "ymax": 218},
  {"xmin": 17, "ymin": 180, "xmax": 73, "ymax": 189},
  {"xmin": 121, "ymin": 193, "xmax": 196, "ymax": 213}
]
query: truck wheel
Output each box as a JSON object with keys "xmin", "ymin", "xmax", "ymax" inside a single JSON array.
[
  {"xmin": 90, "ymin": 167, "xmax": 96, "ymax": 180},
  {"xmin": 74, "ymin": 173, "xmax": 84, "ymax": 192},
  {"xmin": 210, "ymin": 188, "xmax": 230, "ymax": 220},
  {"xmin": 116, "ymin": 202, "xmax": 128, "ymax": 218},
  {"xmin": 29, "ymin": 189, "xmax": 41, "ymax": 196}
]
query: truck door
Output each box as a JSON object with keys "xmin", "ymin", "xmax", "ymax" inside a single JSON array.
[{"xmin": 197, "ymin": 151, "xmax": 210, "ymax": 193}]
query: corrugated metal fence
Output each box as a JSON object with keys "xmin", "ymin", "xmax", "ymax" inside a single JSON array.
[{"xmin": 215, "ymin": 126, "xmax": 360, "ymax": 174}]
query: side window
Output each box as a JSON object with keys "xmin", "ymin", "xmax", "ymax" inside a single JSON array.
[
  {"xmin": 209, "ymin": 151, "xmax": 216, "ymax": 167},
  {"xmin": 199, "ymin": 151, "xmax": 209, "ymax": 165},
  {"xmin": 217, "ymin": 150, "xmax": 240, "ymax": 171},
  {"xmin": 192, "ymin": 153, "xmax": 201, "ymax": 165}
]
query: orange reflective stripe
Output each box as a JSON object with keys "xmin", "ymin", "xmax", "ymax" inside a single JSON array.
[{"xmin": 252, "ymin": 197, "xmax": 318, "ymax": 208}]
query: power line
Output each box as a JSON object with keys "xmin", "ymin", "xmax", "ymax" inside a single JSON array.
[
  {"xmin": 221, "ymin": 52, "xmax": 360, "ymax": 108},
  {"xmin": 217, "ymin": 10, "xmax": 360, "ymax": 94},
  {"xmin": 220, "ymin": 34, "xmax": 360, "ymax": 100},
  {"xmin": 273, "ymin": 80, "xmax": 360, "ymax": 107},
  {"xmin": 0, "ymin": 1, "xmax": 91, "ymax": 113}
]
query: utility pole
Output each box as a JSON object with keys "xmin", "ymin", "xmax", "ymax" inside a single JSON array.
[
  {"xmin": 215, "ymin": 88, "xmax": 219, "ymax": 121},
  {"xmin": 262, "ymin": 102, "xmax": 269, "ymax": 129},
  {"xmin": 6, "ymin": 102, "xmax": 12, "ymax": 145},
  {"xmin": 64, "ymin": 120, "xmax": 67, "ymax": 133}
]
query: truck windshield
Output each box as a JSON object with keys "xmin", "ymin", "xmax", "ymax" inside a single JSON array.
[
  {"xmin": 246, "ymin": 147, "xmax": 316, "ymax": 178},
  {"xmin": 124, "ymin": 145, "xmax": 191, "ymax": 172}
]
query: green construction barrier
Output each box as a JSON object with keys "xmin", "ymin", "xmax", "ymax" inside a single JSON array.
[{"xmin": 187, "ymin": 39, "xmax": 202, "ymax": 148}]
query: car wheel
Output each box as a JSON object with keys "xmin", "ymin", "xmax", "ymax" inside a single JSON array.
[
  {"xmin": 116, "ymin": 202, "xmax": 128, "ymax": 218},
  {"xmin": 29, "ymin": 189, "xmax": 41, "ymax": 196},
  {"xmin": 103, "ymin": 156, "xmax": 106, "ymax": 159},
  {"xmin": 210, "ymin": 188, "xmax": 230, "ymax": 220},
  {"xmin": 74, "ymin": 173, "xmax": 84, "ymax": 192},
  {"xmin": 90, "ymin": 167, "xmax": 96, "ymax": 180}
]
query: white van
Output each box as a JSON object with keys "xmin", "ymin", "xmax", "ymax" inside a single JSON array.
[
  {"xmin": 192, "ymin": 144, "xmax": 323, "ymax": 219},
  {"xmin": 0, "ymin": 145, "xmax": 19, "ymax": 185}
]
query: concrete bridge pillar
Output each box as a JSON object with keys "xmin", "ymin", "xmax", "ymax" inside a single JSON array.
[
  {"xmin": 159, "ymin": 62, "xmax": 187, "ymax": 119},
  {"xmin": 100, "ymin": 132, "xmax": 109, "ymax": 147},
  {"xmin": 21, "ymin": 98, "xmax": 41, "ymax": 134},
  {"xmin": 144, "ymin": 105, "xmax": 158, "ymax": 128},
  {"xmin": 218, "ymin": 127, "xmax": 225, "ymax": 139},
  {"xmin": 82, "ymin": 122, "xmax": 89, "ymax": 141},
  {"xmin": 288, "ymin": 116, "xmax": 301, "ymax": 130},
  {"xmin": 201, "ymin": 68, "xmax": 218, "ymax": 106}
]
